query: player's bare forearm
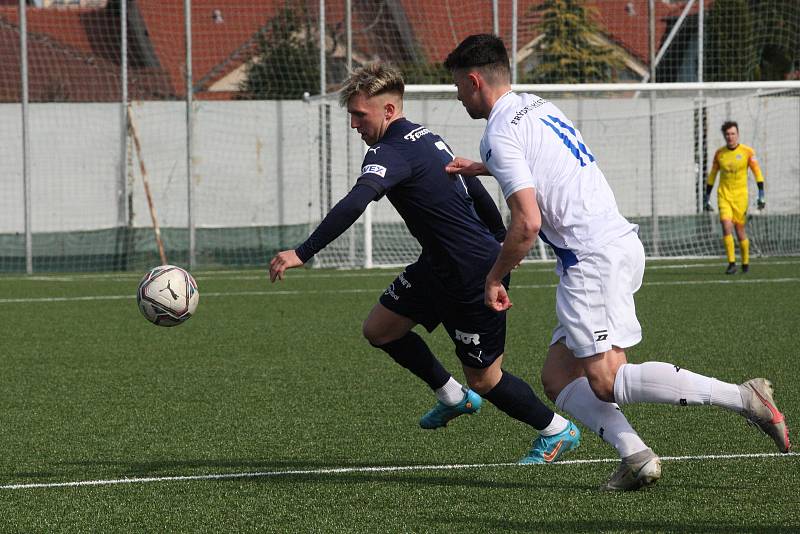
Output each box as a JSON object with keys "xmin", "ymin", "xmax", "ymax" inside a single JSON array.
[
  {"xmin": 487, "ymin": 188, "xmax": 541, "ymax": 284},
  {"xmin": 485, "ymin": 223, "xmax": 533, "ymax": 311},
  {"xmin": 488, "ymin": 225, "xmax": 535, "ymax": 284},
  {"xmin": 445, "ymin": 157, "xmax": 490, "ymax": 177}
]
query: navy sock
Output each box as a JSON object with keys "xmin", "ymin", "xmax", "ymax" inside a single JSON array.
[
  {"xmin": 372, "ymin": 331, "xmax": 450, "ymax": 390},
  {"xmin": 483, "ymin": 371, "xmax": 555, "ymax": 431}
]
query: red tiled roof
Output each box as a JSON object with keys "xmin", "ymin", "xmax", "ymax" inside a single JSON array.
[
  {"xmin": 0, "ymin": 5, "xmax": 103, "ymax": 56},
  {"xmin": 133, "ymin": 0, "xmax": 273, "ymax": 95},
  {"xmin": 596, "ymin": 0, "xmax": 713, "ymax": 64},
  {"xmin": 401, "ymin": 0, "xmax": 712, "ymax": 66},
  {"xmin": 136, "ymin": 1, "xmax": 365, "ymax": 95},
  {"xmin": 0, "ymin": 15, "xmax": 171, "ymax": 102},
  {"xmin": 0, "ymin": 4, "xmax": 173, "ymax": 101},
  {"xmin": 398, "ymin": 0, "xmax": 496, "ymax": 62},
  {"xmin": 0, "ymin": 0, "xmax": 716, "ymax": 103}
]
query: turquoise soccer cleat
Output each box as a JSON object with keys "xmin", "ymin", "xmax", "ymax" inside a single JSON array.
[
  {"xmin": 419, "ymin": 388, "xmax": 482, "ymax": 429},
  {"xmin": 518, "ymin": 420, "xmax": 581, "ymax": 464}
]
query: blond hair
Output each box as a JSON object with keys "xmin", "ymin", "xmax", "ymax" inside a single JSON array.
[{"xmin": 338, "ymin": 62, "xmax": 405, "ymax": 107}]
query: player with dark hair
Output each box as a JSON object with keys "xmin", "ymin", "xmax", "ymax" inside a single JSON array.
[
  {"xmin": 444, "ymin": 34, "xmax": 790, "ymax": 490},
  {"xmin": 704, "ymin": 120, "xmax": 766, "ymax": 274},
  {"xmin": 269, "ymin": 62, "xmax": 580, "ymax": 464}
]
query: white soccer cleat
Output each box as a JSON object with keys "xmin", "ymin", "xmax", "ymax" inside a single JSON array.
[
  {"xmin": 739, "ymin": 378, "xmax": 791, "ymax": 453},
  {"xmin": 601, "ymin": 448, "xmax": 662, "ymax": 491}
]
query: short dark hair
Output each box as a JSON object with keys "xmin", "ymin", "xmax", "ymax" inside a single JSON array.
[
  {"xmin": 721, "ymin": 120, "xmax": 738, "ymax": 133},
  {"xmin": 444, "ymin": 34, "xmax": 510, "ymax": 81}
]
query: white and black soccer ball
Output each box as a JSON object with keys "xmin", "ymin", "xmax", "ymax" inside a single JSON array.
[{"xmin": 137, "ymin": 265, "xmax": 199, "ymax": 327}]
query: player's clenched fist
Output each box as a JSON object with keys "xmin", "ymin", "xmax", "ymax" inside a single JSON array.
[
  {"xmin": 485, "ymin": 279, "xmax": 512, "ymax": 312},
  {"xmin": 269, "ymin": 249, "xmax": 303, "ymax": 282}
]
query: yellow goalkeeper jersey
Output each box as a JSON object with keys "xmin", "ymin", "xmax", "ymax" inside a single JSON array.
[{"xmin": 706, "ymin": 143, "xmax": 764, "ymax": 194}]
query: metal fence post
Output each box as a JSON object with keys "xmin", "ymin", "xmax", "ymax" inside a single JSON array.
[
  {"xmin": 185, "ymin": 0, "xmax": 196, "ymax": 269},
  {"xmin": 20, "ymin": 0, "xmax": 32, "ymax": 274}
]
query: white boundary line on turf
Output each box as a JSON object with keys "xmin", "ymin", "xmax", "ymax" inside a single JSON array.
[
  {"xmin": 0, "ymin": 277, "xmax": 798, "ymax": 304},
  {"xmin": 2, "ymin": 259, "xmax": 800, "ymax": 283},
  {"xmin": 1, "ymin": 452, "xmax": 796, "ymax": 491}
]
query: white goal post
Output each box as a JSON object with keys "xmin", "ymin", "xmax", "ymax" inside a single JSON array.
[{"xmin": 310, "ymin": 81, "xmax": 800, "ymax": 269}]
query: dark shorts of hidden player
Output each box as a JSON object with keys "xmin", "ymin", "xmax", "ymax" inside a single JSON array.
[{"xmin": 379, "ymin": 260, "xmax": 509, "ymax": 369}]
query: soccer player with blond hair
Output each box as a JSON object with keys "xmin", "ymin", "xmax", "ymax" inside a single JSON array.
[
  {"xmin": 704, "ymin": 120, "xmax": 766, "ymax": 274},
  {"xmin": 270, "ymin": 62, "xmax": 581, "ymax": 463}
]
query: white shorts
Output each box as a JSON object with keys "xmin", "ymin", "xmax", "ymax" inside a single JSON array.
[{"xmin": 550, "ymin": 231, "xmax": 644, "ymax": 357}]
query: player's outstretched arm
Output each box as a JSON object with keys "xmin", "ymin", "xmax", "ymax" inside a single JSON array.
[
  {"xmin": 445, "ymin": 157, "xmax": 489, "ymax": 177},
  {"xmin": 269, "ymin": 184, "xmax": 378, "ymax": 283},
  {"xmin": 269, "ymin": 250, "xmax": 303, "ymax": 282}
]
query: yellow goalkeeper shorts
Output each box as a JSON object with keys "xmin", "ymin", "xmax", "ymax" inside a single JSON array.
[{"xmin": 718, "ymin": 190, "xmax": 748, "ymax": 225}]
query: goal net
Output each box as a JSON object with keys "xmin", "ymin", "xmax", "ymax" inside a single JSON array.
[
  {"xmin": 311, "ymin": 82, "xmax": 800, "ymax": 268},
  {"xmin": 2, "ymin": 0, "xmax": 800, "ymax": 273}
]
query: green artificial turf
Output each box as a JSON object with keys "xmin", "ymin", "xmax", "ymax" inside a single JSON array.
[{"xmin": 0, "ymin": 259, "xmax": 798, "ymax": 532}]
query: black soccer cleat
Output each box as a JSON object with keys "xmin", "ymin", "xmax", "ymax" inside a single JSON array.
[
  {"xmin": 725, "ymin": 262, "xmax": 737, "ymax": 275},
  {"xmin": 741, "ymin": 264, "xmax": 749, "ymax": 273}
]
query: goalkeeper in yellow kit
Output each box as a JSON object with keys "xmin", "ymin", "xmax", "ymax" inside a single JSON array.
[{"xmin": 704, "ymin": 121, "xmax": 765, "ymax": 274}]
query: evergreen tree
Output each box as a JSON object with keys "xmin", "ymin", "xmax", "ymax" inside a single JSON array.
[
  {"xmin": 752, "ymin": 0, "xmax": 800, "ymax": 80},
  {"xmin": 705, "ymin": 0, "xmax": 799, "ymax": 81},
  {"xmin": 240, "ymin": 5, "xmax": 320, "ymax": 99},
  {"xmin": 526, "ymin": 0, "xmax": 623, "ymax": 84},
  {"xmin": 705, "ymin": 0, "xmax": 757, "ymax": 81}
]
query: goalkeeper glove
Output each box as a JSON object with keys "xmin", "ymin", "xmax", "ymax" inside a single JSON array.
[
  {"xmin": 757, "ymin": 192, "xmax": 766, "ymax": 210},
  {"xmin": 703, "ymin": 193, "xmax": 712, "ymax": 212}
]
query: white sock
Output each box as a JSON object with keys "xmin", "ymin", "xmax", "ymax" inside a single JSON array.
[
  {"xmin": 556, "ymin": 377, "xmax": 648, "ymax": 458},
  {"xmin": 539, "ymin": 413, "xmax": 569, "ymax": 437},
  {"xmin": 613, "ymin": 362, "xmax": 744, "ymax": 412},
  {"xmin": 436, "ymin": 377, "xmax": 466, "ymax": 406}
]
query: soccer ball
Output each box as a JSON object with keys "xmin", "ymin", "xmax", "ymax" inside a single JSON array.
[{"xmin": 137, "ymin": 265, "xmax": 199, "ymax": 327}]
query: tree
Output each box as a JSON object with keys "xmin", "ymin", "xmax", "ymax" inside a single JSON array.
[
  {"xmin": 752, "ymin": 0, "xmax": 800, "ymax": 80},
  {"xmin": 705, "ymin": 0, "xmax": 758, "ymax": 81},
  {"xmin": 525, "ymin": 0, "xmax": 624, "ymax": 84},
  {"xmin": 705, "ymin": 0, "xmax": 800, "ymax": 81},
  {"xmin": 240, "ymin": 5, "xmax": 320, "ymax": 99}
]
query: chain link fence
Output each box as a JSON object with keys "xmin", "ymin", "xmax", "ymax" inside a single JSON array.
[{"xmin": 1, "ymin": 0, "xmax": 799, "ymax": 272}]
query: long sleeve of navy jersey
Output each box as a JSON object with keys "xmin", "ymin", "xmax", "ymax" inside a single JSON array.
[
  {"xmin": 465, "ymin": 175, "xmax": 506, "ymax": 242},
  {"xmin": 295, "ymin": 184, "xmax": 378, "ymax": 263}
]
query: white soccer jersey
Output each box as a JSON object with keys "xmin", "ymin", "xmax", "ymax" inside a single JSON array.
[{"xmin": 480, "ymin": 91, "xmax": 636, "ymax": 262}]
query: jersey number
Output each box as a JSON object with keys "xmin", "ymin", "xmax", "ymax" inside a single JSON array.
[
  {"xmin": 435, "ymin": 140, "xmax": 468, "ymax": 194},
  {"xmin": 540, "ymin": 115, "xmax": 595, "ymax": 167}
]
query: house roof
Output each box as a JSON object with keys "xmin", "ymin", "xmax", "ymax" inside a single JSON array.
[
  {"xmin": 0, "ymin": 0, "xmax": 715, "ymax": 103},
  {"xmin": 0, "ymin": 4, "xmax": 172, "ymax": 101},
  {"xmin": 400, "ymin": 0, "xmax": 712, "ymax": 67},
  {"xmin": 133, "ymin": 0, "xmax": 282, "ymax": 95},
  {"xmin": 595, "ymin": 0, "xmax": 713, "ymax": 64}
]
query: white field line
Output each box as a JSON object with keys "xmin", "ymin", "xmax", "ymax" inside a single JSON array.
[
  {"xmin": 2, "ymin": 259, "xmax": 800, "ymax": 283},
  {"xmin": 1, "ymin": 451, "xmax": 796, "ymax": 491},
  {"xmin": 0, "ymin": 277, "xmax": 798, "ymax": 304}
]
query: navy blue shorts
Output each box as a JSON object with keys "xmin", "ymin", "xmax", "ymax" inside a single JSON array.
[{"xmin": 379, "ymin": 261, "xmax": 508, "ymax": 369}]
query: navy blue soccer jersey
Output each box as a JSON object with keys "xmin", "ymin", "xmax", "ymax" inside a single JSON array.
[{"xmin": 356, "ymin": 118, "xmax": 501, "ymax": 298}]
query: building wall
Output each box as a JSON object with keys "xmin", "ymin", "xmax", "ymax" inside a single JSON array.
[{"xmin": 1, "ymin": 96, "xmax": 798, "ymax": 236}]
